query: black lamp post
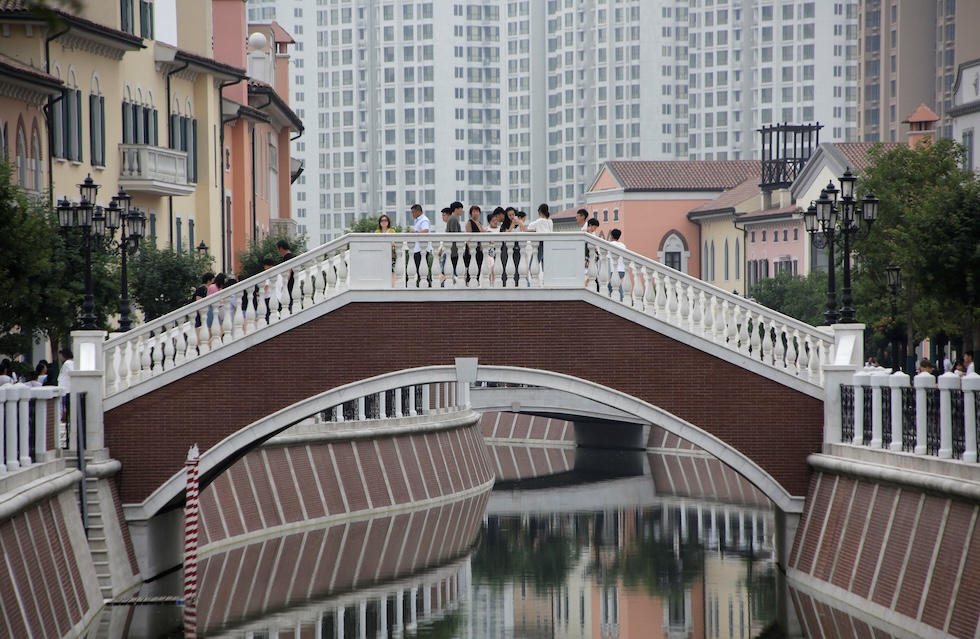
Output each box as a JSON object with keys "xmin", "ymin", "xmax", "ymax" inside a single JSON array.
[
  {"xmin": 196, "ymin": 241, "xmax": 209, "ymax": 256},
  {"xmin": 886, "ymin": 265, "xmax": 904, "ymax": 371},
  {"xmin": 803, "ymin": 167, "xmax": 879, "ymax": 325},
  {"xmin": 57, "ymin": 175, "xmax": 145, "ymax": 332}
]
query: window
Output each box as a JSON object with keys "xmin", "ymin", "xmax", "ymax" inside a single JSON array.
[
  {"xmin": 121, "ymin": 0, "xmax": 134, "ymax": 33},
  {"xmin": 15, "ymin": 124, "xmax": 27, "ymax": 187},
  {"xmin": 724, "ymin": 239, "xmax": 729, "ymax": 280},
  {"xmin": 734, "ymin": 238, "xmax": 740, "ymax": 279},
  {"xmin": 89, "ymin": 93, "xmax": 105, "ymax": 166},
  {"xmin": 139, "ymin": 0, "xmax": 154, "ymax": 38}
]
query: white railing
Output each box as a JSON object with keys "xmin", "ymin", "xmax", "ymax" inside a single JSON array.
[
  {"xmin": 118, "ymin": 143, "xmax": 190, "ymax": 185},
  {"xmin": 0, "ymin": 385, "xmax": 63, "ymax": 475},
  {"xmin": 840, "ymin": 368, "xmax": 980, "ymax": 463},
  {"xmin": 101, "ymin": 233, "xmax": 833, "ymax": 398},
  {"xmin": 309, "ymin": 379, "xmax": 463, "ymax": 426}
]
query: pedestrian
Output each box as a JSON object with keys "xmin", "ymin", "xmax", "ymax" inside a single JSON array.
[
  {"xmin": 965, "ymin": 350, "xmax": 975, "ymax": 375},
  {"xmin": 58, "ymin": 347, "xmax": 74, "ymax": 428},
  {"xmin": 34, "ymin": 360, "xmax": 48, "ymax": 385},
  {"xmin": 262, "ymin": 257, "xmax": 276, "ymax": 323},
  {"xmin": 464, "ymin": 205, "xmax": 483, "ymax": 282},
  {"xmin": 519, "ymin": 203, "xmax": 553, "ymax": 268},
  {"xmin": 277, "ymin": 240, "xmax": 295, "ymax": 312},
  {"xmin": 409, "ymin": 203, "xmax": 431, "ymax": 282},
  {"xmin": 0, "ymin": 359, "xmax": 13, "ymax": 386},
  {"xmin": 445, "ymin": 204, "xmax": 463, "ymax": 283},
  {"xmin": 576, "ymin": 208, "xmax": 589, "ymax": 232}
]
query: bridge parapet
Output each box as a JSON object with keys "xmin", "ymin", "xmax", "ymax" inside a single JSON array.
[
  {"xmin": 101, "ymin": 233, "xmax": 834, "ymax": 399},
  {"xmin": 0, "ymin": 385, "xmax": 64, "ymax": 487},
  {"xmin": 834, "ymin": 367, "xmax": 980, "ymax": 466}
]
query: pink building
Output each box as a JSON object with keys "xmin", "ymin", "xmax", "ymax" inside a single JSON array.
[{"xmin": 556, "ymin": 160, "xmax": 761, "ymax": 278}]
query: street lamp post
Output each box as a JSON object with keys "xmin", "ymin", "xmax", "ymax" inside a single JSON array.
[
  {"xmin": 803, "ymin": 167, "xmax": 879, "ymax": 325},
  {"xmin": 886, "ymin": 265, "xmax": 903, "ymax": 371},
  {"xmin": 57, "ymin": 175, "xmax": 145, "ymax": 332}
]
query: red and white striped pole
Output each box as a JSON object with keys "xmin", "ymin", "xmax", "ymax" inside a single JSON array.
[{"xmin": 183, "ymin": 444, "xmax": 200, "ymax": 638}]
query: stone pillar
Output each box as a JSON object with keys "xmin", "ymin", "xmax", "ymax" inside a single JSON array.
[
  {"xmin": 938, "ymin": 372, "xmax": 959, "ymax": 459},
  {"xmin": 455, "ymin": 357, "xmax": 478, "ymax": 407},
  {"xmin": 870, "ymin": 369, "xmax": 890, "ymax": 448},
  {"xmin": 913, "ymin": 371, "xmax": 935, "ymax": 455},
  {"xmin": 775, "ymin": 507, "xmax": 804, "ymax": 638},
  {"xmin": 888, "ymin": 371, "xmax": 910, "ymax": 452},
  {"xmin": 963, "ymin": 373, "xmax": 980, "ymax": 463},
  {"xmin": 71, "ymin": 330, "xmax": 108, "ymax": 452}
]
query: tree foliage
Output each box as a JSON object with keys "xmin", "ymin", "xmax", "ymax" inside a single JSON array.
[
  {"xmin": 345, "ymin": 215, "xmax": 405, "ymax": 233},
  {"xmin": 0, "ymin": 161, "xmax": 118, "ymax": 354},
  {"xmin": 129, "ymin": 243, "xmax": 213, "ymax": 321},
  {"xmin": 748, "ymin": 271, "xmax": 829, "ymax": 327},
  {"xmin": 235, "ymin": 231, "xmax": 308, "ymax": 280},
  {"xmin": 852, "ymin": 139, "xmax": 980, "ymax": 349}
]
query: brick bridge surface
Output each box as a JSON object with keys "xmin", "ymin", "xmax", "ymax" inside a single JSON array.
[{"xmin": 105, "ymin": 300, "xmax": 823, "ymax": 505}]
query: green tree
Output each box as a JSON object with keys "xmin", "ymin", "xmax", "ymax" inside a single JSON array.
[
  {"xmin": 748, "ymin": 270, "xmax": 829, "ymax": 327},
  {"xmin": 129, "ymin": 243, "xmax": 213, "ymax": 321},
  {"xmin": 235, "ymin": 231, "xmax": 308, "ymax": 280},
  {"xmin": 345, "ymin": 215, "xmax": 405, "ymax": 233},
  {"xmin": 853, "ymin": 139, "xmax": 979, "ymax": 351}
]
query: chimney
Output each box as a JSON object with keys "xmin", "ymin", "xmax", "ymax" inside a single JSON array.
[{"xmin": 902, "ymin": 103, "xmax": 940, "ymax": 149}]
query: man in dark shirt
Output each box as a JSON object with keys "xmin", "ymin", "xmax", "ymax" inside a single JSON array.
[{"xmin": 277, "ymin": 240, "xmax": 295, "ymax": 312}]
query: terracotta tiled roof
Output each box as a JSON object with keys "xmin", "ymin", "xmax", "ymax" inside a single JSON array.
[
  {"xmin": 903, "ymin": 103, "xmax": 940, "ymax": 123},
  {"xmin": 688, "ymin": 177, "xmax": 761, "ymax": 216},
  {"xmin": 604, "ymin": 160, "xmax": 762, "ymax": 192},
  {"xmin": 552, "ymin": 205, "xmax": 585, "ymax": 221},
  {"xmin": 834, "ymin": 142, "xmax": 901, "ymax": 173},
  {"xmin": 0, "ymin": 52, "xmax": 62, "ymax": 87},
  {"xmin": 0, "ymin": 1, "xmax": 143, "ymax": 47},
  {"xmin": 175, "ymin": 48, "xmax": 247, "ymax": 78}
]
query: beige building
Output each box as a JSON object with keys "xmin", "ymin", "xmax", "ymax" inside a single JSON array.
[{"xmin": 858, "ymin": 0, "xmax": 980, "ymax": 143}]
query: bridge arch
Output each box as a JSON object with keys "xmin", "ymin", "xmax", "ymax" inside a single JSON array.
[{"xmin": 136, "ymin": 362, "xmax": 802, "ymax": 521}]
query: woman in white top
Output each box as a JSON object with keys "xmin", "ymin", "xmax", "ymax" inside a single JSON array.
[{"xmin": 522, "ymin": 203, "xmax": 554, "ymax": 233}]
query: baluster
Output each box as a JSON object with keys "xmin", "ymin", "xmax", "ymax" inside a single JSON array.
[
  {"xmin": 597, "ymin": 247, "xmax": 610, "ymax": 296},
  {"xmin": 394, "ymin": 387, "xmax": 403, "ymax": 418},
  {"xmin": 452, "ymin": 240, "xmax": 465, "ymax": 288},
  {"xmin": 467, "ymin": 244, "xmax": 480, "ymax": 287},
  {"xmin": 517, "ymin": 241, "xmax": 530, "ymax": 288},
  {"xmin": 17, "ymin": 389, "xmax": 31, "ymax": 466},
  {"xmin": 105, "ymin": 344, "xmax": 118, "ymax": 395},
  {"xmin": 609, "ymin": 255, "xmax": 622, "ymax": 300},
  {"xmin": 780, "ymin": 326, "xmax": 793, "ymax": 371},
  {"xmin": 703, "ymin": 293, "xmax": 715, "ymax": 339},
  {"xmin": 628, "ymin": 261, "xmax": 642, "ymax": 307},
  {"xmin": 492, "ymin": 243, "xmax": 504, "ymax": 288},
  {"xmin": 502, "ymin": 240, "xmax": 515, "ymax": 287},
  {"xmin": 186, "ymin": 316, "xmax": 199, "ymax": 362},
  {"xmin": 379, "ymin": 389, "xmax": 387, "ymax": 419},
  {"xmin": 479, "ymin": 248, "xmax": 491, "ymax": 288},
  {"xmin": 407, "ymin": 247, "xmax": 419, "ymax": 288},
  {"xmin": 209, "ymin": 300, "xmax": 222, "ymax": 346},
  {"xmin": 687, "ymin": 289, "xmax": 701, "ymax": 333},
  {"xmin": 320, "ymin": 256, "xmax": 335, "ymax": 297},
  {"xmin": 221, "ymin": 300, "xmax": 234, "ymax": 345},
  {"xmin": 358, "ymin": 396, "xmax": 366, "ymax": 421},
  {"xmin": 301, "ymin": 263, "xmax": 315, "ymax": 309},
  {"xmin": 663, "ymin": 276, "xmax": 676, "ymax": 323},
  {"xmin": 174, "ymin": 323, "xmax": 188, "ymax": 367},
  {"xmin": 119, "ymin": 340, "xmax": 133, "ymax": 390},
  {"xmin": 311, "ymin": 261, "xmax": 326, "ymax": 303},
  {"xmin": 336, "ymin": 252, "xmax": 350, "ymax": 292},
  {"xmin": 796, "ymin": 333, "xmax": 809, "ymax": 380},
  {"xmin": 137, "ymin": 337, "xmax": 151, "ymax": 381},
  {"xmin": 655, "ymin": 271, "xmax": 668, "ymax": 319},
  {"xmin": 232, "ymin": 298, "xmax": 245, "ymax": 341},
  {"xmin": 585, "ymin": 242, "xmax": 598, "ymax": 291},
  {"xmin": 642, "ymin": 267, "xmax": 656, "ymax": 315},
  {"xmin": 528, "ymin": 240, "xmax": 541, "ymax": 287},
  {"xmin": 432, "ymin": 242, "xmax": 445, "ymax": 287},
  {"xmin": 153, "ymin": 331, "xmax": 166, "ymax": 374},
  {"xmin": 758, "ymin": 315, "xmax": 771, "ymax": 364},
  {"xmin": 724, "ymin": 302, "xmax": 738, "ymax": 350},
  {"xmin": 621, "ymin": 259, "xmax": 634, "ymax": 305},
  {"xmin": 810, "ymin": 339, "xmax": 823, "ymax": 383},
  {"xmin": 737, "ymin": 306, "xmax": 750, "ymax": 355},
  {"xmin": 245, "ymin": 291, "xmax": 258, "ymax": 335},
  {"xmin": 394, "ymin": 242, "xmax": 407, "ymax": 288}
]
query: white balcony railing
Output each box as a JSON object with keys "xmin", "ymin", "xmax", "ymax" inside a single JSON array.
[
  {"xmin": 118, "ymin": 144, "xmax": 194, "ymax": 195},
  {"xmin": 101, "ymin": 233, "xmax": 834, "ymax": 399}
]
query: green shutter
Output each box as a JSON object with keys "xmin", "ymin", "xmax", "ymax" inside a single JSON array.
[
  {"xmin": 75, "ymin": 90, "xmax": 83, "ymax": 162},
  {"xmin": 190, "ymin": 118, "xmax": 198, "ymax": 182},
  {"xmin": 89, "ymin": 94, "xmax": 98, "ymax": 164},
  {"xmin": 99, "ymin": 96, "xmax": 106, "ymax": 165},
  {"xmin": 152, "ymin": 108, "xmax": 159, "ymax": 146}
]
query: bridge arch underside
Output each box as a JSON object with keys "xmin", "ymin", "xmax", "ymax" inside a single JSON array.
[{"xmin": 105, "ymin": 300, "xmax": 822, "ymax": 510}]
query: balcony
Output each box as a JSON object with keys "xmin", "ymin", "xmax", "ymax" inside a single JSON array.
[{"xmin": 117, "ymin": 144, "xmax": 195, "ymax": 196}]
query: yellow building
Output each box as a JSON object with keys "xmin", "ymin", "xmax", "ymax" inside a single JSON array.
[{"xmin": 0, "ymin": 0, "xmax": 248, "ymax": 271}]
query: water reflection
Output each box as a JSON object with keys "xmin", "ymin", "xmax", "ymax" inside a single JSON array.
[{"xmin": 88, "ymin": 447, "xmax": 783, "ymax": 638}]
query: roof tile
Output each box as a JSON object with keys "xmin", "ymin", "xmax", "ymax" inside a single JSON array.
[
  {"xmin": 605, "ymin": 160, "xmax": 762, "ymax": 192},
  {"xmin": 688, "ymin": 177, "xmax": 761, "ymax": 215},
  {"xmin": 834, "ymin": 142, "xmax": 901, "ymax": 173}
]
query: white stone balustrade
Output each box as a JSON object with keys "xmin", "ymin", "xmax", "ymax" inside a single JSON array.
[
  {"xmin": 118, "ymin": 144, "xmax": 189, "ymax": 185},
  {"xmin": 839, "ymin": 368, "xmax": 980, "ymax": 462},
  {"xmin": 312, "ymin": 380, "xmax": 461, "ymax": 425},
  {"xmin": 102, "ymin": 233, "xmax": 834, "ymax": 399},
  {"xmin": 0, "ymin": 386, "xmax": 63, "ymax": 475}
]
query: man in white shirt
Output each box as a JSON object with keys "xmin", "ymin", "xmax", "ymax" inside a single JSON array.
[
  {"xmin": 58, "ymin": 347, "xmax": 74, "ymax": 427},
  {"xmin": 576, "ymin": 208, "xmax": 589, "ymax": 232},
  {"xmin": 409, "ymin": 203, "xmax": 431, "ymax": 279},
  {"xmin": 966, "ymin": 351, "xmax": 975, "ymax": 375}
]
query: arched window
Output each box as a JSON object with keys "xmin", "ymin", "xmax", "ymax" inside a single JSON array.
[
  {"xmin": 709, "ymin": 240, "xmax": 715, "ymax": 281},
  {"xmin": 90, "ymin": 75, "xmax": 105, "ymax": 167},
  {"xmin": 659, "ymin": 233, "xmax": 688, "ymax": 273},
  {"xmin": 703, "ymin": 241, "xmax": 709, "ymax": 278},
  {"xmin": 30, "ymin": 125, "xmax": 42, "ymax": 191},
  {"xmin": 724, "ymin": 239, "xmax": 730, "ymax": 281},
  {"xmin": 735, "ymin": 238, "xmax": 741, "ymax": 279},
  {"xmin": 15, "ymin": 123, "xmax": 28, "ymax": 187},
  {"xmin": 64, "ymin": 68, "xmax": 82, "ymax": 162}
]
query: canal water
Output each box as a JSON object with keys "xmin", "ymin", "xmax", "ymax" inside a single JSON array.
[{"xmin": 89, "ymin": 447, "xmax": 785, "ymax": 638}]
